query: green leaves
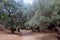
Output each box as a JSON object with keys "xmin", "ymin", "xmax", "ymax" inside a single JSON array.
[
  {"xmin": 0, "ymin": 0, "xmax": 60, "ymax": 29},
  {"xmin": 25, "ymin": 0, "xmax": 60, "ymax": 28}
]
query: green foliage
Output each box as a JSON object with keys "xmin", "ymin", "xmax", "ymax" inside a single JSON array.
[
  {"xmin": 25, "ymin": 0, "xmax": 60, "ymax": 29},
  {"xmin": 0, "ymin": 0, "xmax": 60, "ymax": 30}
]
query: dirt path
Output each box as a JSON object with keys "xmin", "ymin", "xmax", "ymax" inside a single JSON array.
[{"xmin": 0, "ymin": 30, "xmax": 57, "ymax": 40}]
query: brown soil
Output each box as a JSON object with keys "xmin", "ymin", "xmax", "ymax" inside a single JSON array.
[{"xmin": 0, "ymin": 30, "xmax": 57, "ymax": 40}]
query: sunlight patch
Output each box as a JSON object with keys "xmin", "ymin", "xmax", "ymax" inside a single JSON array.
[{"xmin": 23, "ymin": 0, "xmax": 33, "ymax": 5}]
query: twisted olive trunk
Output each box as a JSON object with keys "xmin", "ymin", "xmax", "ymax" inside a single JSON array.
[{"xmin": 9, "ymin": 13, "xmax": 15, "ymax": 34}]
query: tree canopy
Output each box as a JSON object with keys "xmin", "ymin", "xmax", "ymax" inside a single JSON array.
[{"xmin": 0, "ymin": 0, "xmax": 60, "ymax": 30}]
